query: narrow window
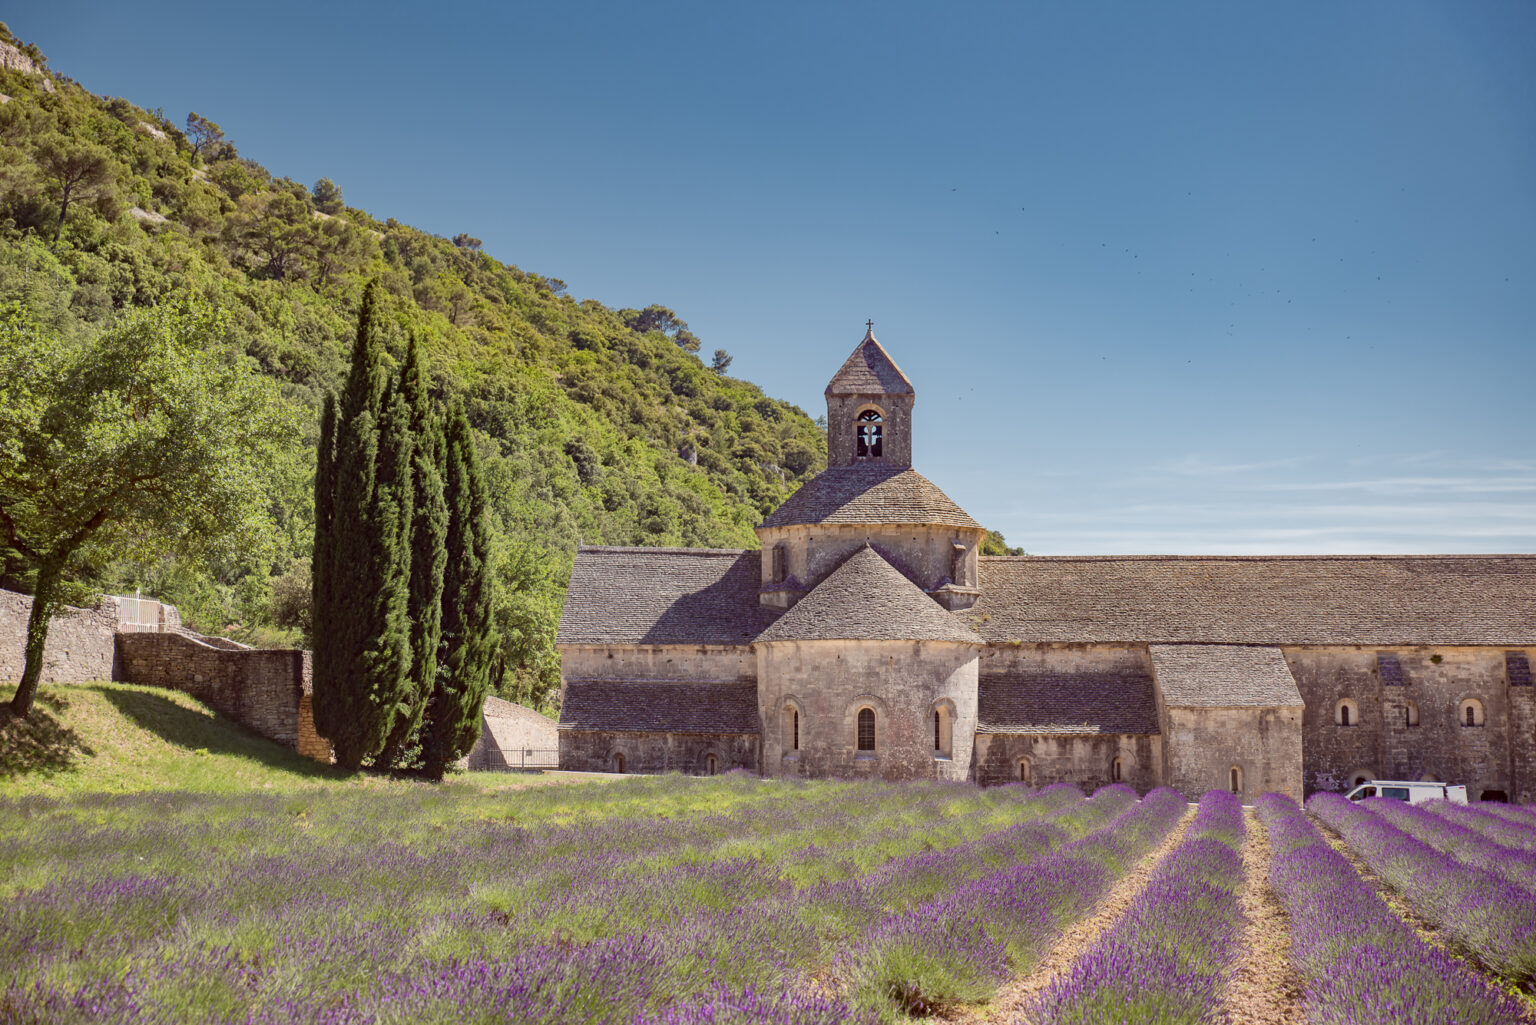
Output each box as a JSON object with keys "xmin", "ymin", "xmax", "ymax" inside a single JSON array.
[
  {"xmin": 1336, "ymin": 699, "xmax": 1358, "ymax": 727},
  {"xmin": 1018, "ymin": 758, "xmax": 1031, "ymax": 784},
  {"xmin": 706, "ymin": 754, "xmax": 717, "ymax": 776},
  {"xmin": 855, "ymin": 410, "xmax": 883, "ymax": 458},
  {"xmin": 1405, "ymin": 701, "xmax": 1420, "ymax": 728},
  {"xmin": 793, "ymin": 710, "xmax": 800, "ymax": 751},
  {"xmin": 857, "ymin": 708, "xmax": 875, "ymax": 751},
  {"xmin": 934, "ymin": 710, "xmax": 941, "ymax": 750},
  {"xmin": 1460, "ymin": 699, "xmax": 1484, "ymax": 727},
  {"xmin": 1341, "ymin": 704, "xmax": 1351, "ymax": 726},
  {"xmin": 1466, "ymin": 705, "xmax": 1475, "ymax": 727},
  {"xmin": 613, "ymin": 752, "xmax": 626, "ymax": 774},
  {"xmin": 1111, "ymin": 757, "xmax": 1123, "ymax": 782},
  {"xmin": 771, "ymin": 543, "xmax": 787, "ymax": 583},
  {"xmin": 1230, "ymin": 766, "xmax": 1241, "ymax": 794}
]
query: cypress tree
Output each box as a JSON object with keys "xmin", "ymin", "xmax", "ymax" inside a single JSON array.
[
  {"xmin": 421, "ymin": 400, "xmax": 498, "ymax": 779},
  {"xmin": 376, "ymin": 336, "xmax": 448, "ymax": 770},
  {"xmin": 312, "ymin": 281, "xmax": 413, "ymax": 770}
]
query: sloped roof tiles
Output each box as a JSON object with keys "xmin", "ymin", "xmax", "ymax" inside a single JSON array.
[
  {"xmin": 825, "ymin": 331, "xmax": 915, "ymax": 396},
  {"xmin": 977, "ymin": 668, "xmax": 1160, "ymax": 735},
  {"xmin": 967, "ymin": 555, "xmax": 1536, "ymax": 646},
  {"xmin": 1148, "ymin": 644, "xmax": 1304, "ymax": 708},
  {"xmin": 556, "ymin": 546, "xmax": 770, "ymax": 646},
  {"xmin": 756, "ymin": 545, "xmax": 981, "ymax": 644},
  {"xmin": 760, "ymin": 465, "xmax": 981, "ymax": 530}
]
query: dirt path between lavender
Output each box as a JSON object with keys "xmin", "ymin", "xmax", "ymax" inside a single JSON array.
[
  {"xmin": 937, "ymin": 804, "xmax": 1196, "ymax": 1025},
  {"xmin": 1216, "ymin": 808, "xmax": 1304, "ymax": 1025},
  {"xmin": 1313, "ymin": 814, "xmax": 1536, "ymax": 1025}
]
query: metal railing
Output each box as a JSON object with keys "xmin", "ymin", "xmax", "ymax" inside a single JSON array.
[
  {"xmin": 116, "ymin": 595, "xmax": 162, "ymax": 633},
  {"xmin": 486, "ymin": 748, "xmax": 560, "ymax": 772}
]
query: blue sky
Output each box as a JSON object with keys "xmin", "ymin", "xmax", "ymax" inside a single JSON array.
[{"xmin": 14, "ymin": 2, "xmax": 1535, "ymax": 553}]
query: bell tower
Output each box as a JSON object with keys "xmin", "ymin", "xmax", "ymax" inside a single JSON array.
[{"xmin": 825, "ymin": 323, "xmax": 915, "ymax": 469}]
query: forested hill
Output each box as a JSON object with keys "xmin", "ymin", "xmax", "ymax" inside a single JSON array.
[{"xmin": 0, "ymin": 26, "xmax": 828, "ymax": 711}]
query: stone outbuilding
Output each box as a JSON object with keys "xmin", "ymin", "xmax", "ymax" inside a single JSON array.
[{"xmin": 555, "ymin": 327, "xmax": 1536, "ymax": 802}]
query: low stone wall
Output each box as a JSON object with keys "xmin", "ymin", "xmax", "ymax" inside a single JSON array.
[
  {"xmin": 116, "ymin": 632, "xmax": 308, "ymax": 751},
  {"xmin": 0, "ymin": 588, "xmax": 120, "ymax": 684},
  {"xmin": 561, "ymin": 729, "xmax": 759, "ymax": 775},
  {"xmin": 973, "ymin": 732, "xmax": 1163, "ymax": 792}
]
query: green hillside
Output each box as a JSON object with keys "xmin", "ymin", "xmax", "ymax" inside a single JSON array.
[{"xmin": 0, "ymin": 26, "xmax": 828, "ymax": 712}]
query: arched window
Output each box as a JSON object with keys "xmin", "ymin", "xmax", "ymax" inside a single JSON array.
[
  {"xmin": 1460, "ymin": 698, "xmax": 1485, "ymax": 727},
  {"xmin": 932, "ymin": 705, "xmax": 952, "ymax": 757},
  {"xmin": 856, "ymin": 707, "xmax": 876, "ymax": 751},
  {"xmin": 771, "ymin": 543, "xmax": 788, "ymax": 584},
  {"xmin": 1405, "ymin": 701, "xmax": 1420, "ymax": 728},
  {"xmin": 1111, "ymin": 757, "xmax": 1123, "ymax": 782},
  {"xmin": 855, "ymin": 409, "xmax": 883, "ymax": 458},
  {"xmin": 1336, "ymin": 699, "xmax": 1358, "ymax": 727},
  {"xmin": 1018, "ymin": 758, "xmax": 1032, "ymax": 784},
  {"xmin": 1229, "ymin": 766, "xmax": 1242, "ymax": 794},
  {"xmin": 705, "ymin": 753, "xmax": 717, "ymax": 776},
  {"xmin": 783, "ymin": 705, "xmax": 800, "ymax": 752},
  {"xmin": 613, "ymin": 752, "xmax": 626, "ymax": 774}
]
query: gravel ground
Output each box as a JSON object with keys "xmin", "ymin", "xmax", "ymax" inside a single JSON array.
[
  {"xmin": 938, "ymin": 804, "xmax": 1197, "ymax": 1025},
  {"xmin": 1217, "ymin": 808, "xmax": 1305, "ymax": 1025}
]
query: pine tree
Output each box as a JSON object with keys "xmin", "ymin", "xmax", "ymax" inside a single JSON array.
[
  {"xmin": 312, "ymin": 281, "xmax": 414, "ymax": 770},
  {"xmin": 376, "ymin": 336, "xmax": 447, "ymax": 770},
  {"xmin": 422, "ymin": 400, "xmax": 498, "ymax": 779}
]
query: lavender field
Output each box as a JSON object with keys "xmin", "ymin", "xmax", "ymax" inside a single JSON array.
[{"xmin": 3, "ymin": 776, "xmax": 1534, "ymax": 1025}]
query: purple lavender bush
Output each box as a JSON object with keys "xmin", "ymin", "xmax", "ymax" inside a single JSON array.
[
  {"xmin": 1426, "ymin": 797, "xmax": 1536, "ymax": 855},
  {"xmin": 837, "ymin": 786, "xmax": 1187, "ymax": 1019},
  {"xmin": 1259, "ymin": 793, "xmax": 1522, "ymax": 1025},
  {"xmin": 1308, "ymin": 791, "xmax": 1536, "ymax": 986},
  {"xmin": 1365, "ymin": 796, "xmax": 1536, "ymax": 895},
  {"xmin": 1031, "ymin": 789, "xmax": 1244, "ymax": 1025}
]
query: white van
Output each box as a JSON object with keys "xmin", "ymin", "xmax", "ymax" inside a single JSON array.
[{"xmin": 1343, "ymin": 780, "xmax": 1469, "ymax": 805}]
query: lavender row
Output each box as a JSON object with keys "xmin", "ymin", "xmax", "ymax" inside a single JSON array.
[
  {"xmin": 1307, "ymin": 792, "xmax": 1536, "ymax": 986},
  {"xmin": 1431, "ymin": 799, "xmax": 1536, "ymax": 853},
  {"xmin": 1364, "ymin": 796, "xmax": 1536, "ymax": 895},
  {"xmin": 1258, "ymin": 794, "xmax": 1519, "ymax": 1025},
  {"xmin": 834, "ymin": 786, "xmax": 1189, "ymax": 1018},
  {"xmin": 0, "ymin": 781, "xmax": 1092, "ymax": 1024},
  {"xmin": 1031, "ymin": 789, "xmax": 1245, "ymax": 1025}
]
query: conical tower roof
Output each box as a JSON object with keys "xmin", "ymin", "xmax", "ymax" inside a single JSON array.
[
  {"xmin": 756, "ymin": 545, "xmax": 980, "ymax": 644},
  {"xmin": 825, "ymin": 325, "xmax": 915, "ymax": 397}
]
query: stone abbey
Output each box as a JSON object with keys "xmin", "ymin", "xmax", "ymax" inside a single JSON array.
[{"xmin": 556, "ymin": 328, "xmax": 1536, "ymax": 801}]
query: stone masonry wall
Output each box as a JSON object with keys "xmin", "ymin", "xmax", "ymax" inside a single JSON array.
[
  {"xmin": 116, "ymin": 632, "xmax": 307, "ymax": 750},
  {"xmin": 757, "ymin": 638, "xmax": 979, "ymax": 782},
  {"xmin": 1163, "ymin": 706, "xmax": 1303, "ymax": 802},
  {"xmin": 560, "ymin": 729, "xmax": 759, "ymax": 774},
  {"xmin": 972, "ymin": 732, "xmax": 1162, "ymax": 792},
  {"xmin": 0, "ymin": 588, "xmax": 119, "ymax": 684},
  {"xmin": 1286, "ymin": 646, "xmax": 1520, "ymax": 799}
]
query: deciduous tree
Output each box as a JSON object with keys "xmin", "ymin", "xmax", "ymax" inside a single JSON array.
[{"xmin": 0, "ymin": 301, "xmax": 289, "ymax": 716}]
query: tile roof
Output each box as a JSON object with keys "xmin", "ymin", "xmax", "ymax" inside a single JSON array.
[
  {"xmin": 760, "ymin": 465, "xmax": 981, "ymax": 530},
  {"xmin": 481, "ymin": 694, "xmax": 558, "ymax": 733},
  {"xmin": 825, "ymin": 330, "xmax": 915, "ymax": 396},
  {"xmin": 756, "ymin": 545, "xmax": 981, "ymax": 644},
  {"xmin": 977, "ymin": 668, "xmax": 1160, "ymax": 735},
  {"xmin": 557, "ymin": 546, "xmax": 772, "ymax": 646},
  {"xmin": 967, "ymin": 555, "xmax": 1536, "ymax": 646},
  {"xmin": 559, "ymin": 680, "xmax": 761, "ymax": 734},
  {"xmin": 1149, "ymin": 644, "xmax": 1304, "ymax": 708}
]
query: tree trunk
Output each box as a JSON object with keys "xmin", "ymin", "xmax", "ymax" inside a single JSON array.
[{"xmin": 9, "ymin": 560, "xmax": 63, "ymax": 717}]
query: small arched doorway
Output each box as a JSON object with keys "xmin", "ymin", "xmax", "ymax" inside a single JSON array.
[{"xmin": 612, "ymin": 752, "xmax": 626, "ymax": 774}]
